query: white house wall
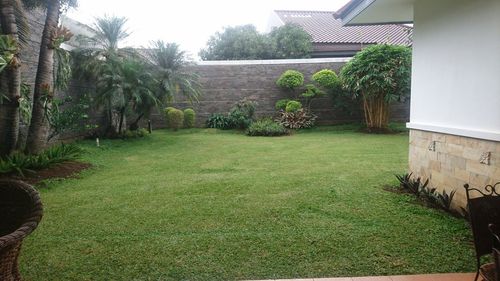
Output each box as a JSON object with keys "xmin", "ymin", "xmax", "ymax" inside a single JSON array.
[{"xmin": 409, "ymin": 0, "xmax": 500, "ymax": 141}]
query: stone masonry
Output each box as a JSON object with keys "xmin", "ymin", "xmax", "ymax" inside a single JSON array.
[{"xmin": 409, "ymin": 129, "xmax": 500, "ymax": 209}]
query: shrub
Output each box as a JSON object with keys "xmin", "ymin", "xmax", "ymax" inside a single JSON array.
[
  {"xmin": 184, "ymin": 108, "xmax": 196, "ymax": 128},
  {"xmin": 301, "ymin": 84, "xmax": 325, "ymax": 110},
  {"xmin": 276, "ymin": 70, "xmax": 304, "ymax": 90},
  {"xmin": 168, "ymin": 109, "xmax": 184, "ymax": 131},
  {"xmin": 122, "ymin": 128, "xmax": 148, "ymax": 139},
  {"xmin": 247, "ymin": 118, "xmax": 289, "ymax": 137},
  {"xmin": 275, "ymin": 99, "xmax": 291, "ymax": 111},
  {"xmin": 164, "ymin": 107, "xmax": 176, "ymax": 126},
  {"xmin": 285, "ymin": 100, "xmax": 302, "ymax": 113},
  {"xmin": 0, "ymin": 143, "xmax": 83, "ymax": 177},
  {"xmin": 277, "ymin": 109, "xmax": 316, "ymax": 129},
  {"xmin": 312, "ymin": 69, "xmax": 341, "ymax": 90},
  {"xmin": 206, "ymin": 113, "xmax": 231, "ymax": 130},
  {"xmin": 227, "ymin": 98, "xmax": 257, "ymax": 129}
]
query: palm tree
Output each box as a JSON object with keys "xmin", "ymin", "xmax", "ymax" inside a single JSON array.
[
  {"xmin": 0, "ymin": 0, "xmax": 25, "ymax": 156},
  {"xmin": 146, "ymin": 41, "xmax": 201, "ymax": 105},
  {"xmin": 74, "ymin": 15, "xmax": 138, "ymax": 135},
  {"xmin": 26, "ymin": 0, "xmax": 77, "ymax": 154}
]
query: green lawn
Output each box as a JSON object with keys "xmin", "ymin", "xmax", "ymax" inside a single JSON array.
[{"xmin": 20, "ymin": 127, "xmax": 474, "ymax": 280}]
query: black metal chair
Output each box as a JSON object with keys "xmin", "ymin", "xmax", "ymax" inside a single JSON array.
[
  {"xmin": 464, "ymin": 183, "xmax": 500, "ymax": 281},
  {"xmin": 489, "ymin": 224, "xmax": 500, "ymax": 281}
]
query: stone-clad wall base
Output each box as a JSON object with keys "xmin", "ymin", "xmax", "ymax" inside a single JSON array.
[{"xmin": 409, "ymin": 129, "xmax": 500, "ymax": 209}]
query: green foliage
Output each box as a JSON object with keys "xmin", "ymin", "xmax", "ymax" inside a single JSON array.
[
  {"xmin": 285, "ymin": 100, "xmax": 302, "ymax": 113},
  {"xmin": 227, "ymin": 99, "xmax": 257, "ymax": 129},
  {"xmin": 122, "ymin": 128, "xmax": 148, "ymax": 139},
  {"xmin": 167, "ymin": 108, "xmax": 184, "ymax": 131},
  {"xmin": 19, "ymin": 83, "xmax": 32, "ymax": 126},
  {"xmin": 147, "ymin": 41, "xmax": 202, "ymax": 104},
  {"xmin": 0, "ymin": 143, "xmax": 83, "ymax": 177},
  {"xmin": 246, "ymin": 118, "xmax": 289, "ymax": 137},
  {"xmin": 206, "ymin": 113, "xmax": 232, "ymax": 130},
  {"xmin": 0, "ymin": 35, "xmax": 18, "ymax": 74},
  {"xmin": 278, "ymin": 109, "xmax": 317, "ymax": 129},
  {"xmin": 276, "ymin": 70, "xmax": 304, "ymax": 90},
  {"xmin": 183, "ymin": 108, "xmax": 196, "ymax": 128},
  {"xmin": 268, "ymin": 23, "xmax": 312, "ymax": 59},
  {"xmin": 395, "ymin": 173, "xmax": 429, "ymax": 196},
  {"xmin": 44, "ymin": 93, "xmax": 96, "ymax": 141},
  {"xmin": 275, "ymin": 99, "xmax": 291, "ymax": 111},
  {"xmin": 312, "ymin": 69, "xmax": 341, "ymax": 91},
  {"xmin": 301, "ymin": 84, "xmax": 325, "ymax": 110},
  {"xmin": 199, "ymin": 25, "xmax": 272, "ymax": 60}
]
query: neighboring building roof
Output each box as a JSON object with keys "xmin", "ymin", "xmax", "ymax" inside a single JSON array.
[
  {"xmin": 335, "ymin": 0, "xmax": 414, "ymax": 26},
  {"xmin": 272, "ymin": 10, "xmax": 412, "ymax": 46}
]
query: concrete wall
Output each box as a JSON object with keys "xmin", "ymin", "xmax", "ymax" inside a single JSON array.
[
  {"xmin": 150, "ymin": 58, "xmax": 410, "ymax": 128},
  {"xmin": 409, "ymin": 0, "xmax": 500, "ymax": 141}
]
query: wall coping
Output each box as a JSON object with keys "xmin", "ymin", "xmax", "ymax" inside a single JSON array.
[
  {"xmin": 196, "ymin": 57, "xmax": 351, "ymax": 66},
  {"xmin": 407, "ymin": 122, "xmax": 500, "ymax": 142}
]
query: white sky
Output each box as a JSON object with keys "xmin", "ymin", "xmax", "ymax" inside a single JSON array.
[{"xmin": 66, "ymin": 0, "xmax": 350, "ymax": 59}]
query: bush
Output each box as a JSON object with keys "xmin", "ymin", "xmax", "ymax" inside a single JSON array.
[
  {"xmin": 278, "ymin": 109, "xmax": 317, "ymax": 129},
  {"xmin": 276, "ymin": 70, "xmax": 304, "ymax": 90},
  {"xmin": 227, "ymin": 98, "xmax": 257, "ymax": 129},
  {"xmin": 285, "ymin": 100, "xmax": 302, "ymax": 113},
  {"xmin": 164, "ymin": 107, "xmax": 176, "ymax": 126},
  {"xmin": 122, "ymin": 128, "xmax": 148, "ymax": 139},
  {"xmin": 312, "ymin": 69, "xmax": 341, "ymax": 90},
  {"xmin": 184, "ymin": 108, "xmax": 196, "ymax": 128},
  {"xmin": 206, "ymin": 113, "xmax": 232, "ymax": 130},
  {"xmin": 247, "ymin": 118, "xmax": 289, "ymax": 137},
  {"xmin": 275, "ymin": 99, "xmax": 291, "ymax": 111},
  {"xmin": 0, "ymin": 143, "xmax": 83, "ymax": 177},
  {"xmin": 168, "ymin": 109, "xmax": 184, "ymax": 131}
]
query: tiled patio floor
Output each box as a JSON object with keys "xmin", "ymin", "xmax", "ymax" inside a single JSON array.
[{"xmin": 249, "ymin": 273, "xmax": 476, "ymax": 281}]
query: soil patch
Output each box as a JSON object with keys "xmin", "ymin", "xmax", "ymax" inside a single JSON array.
[{"xmin": 0, "ymin": 161, "xmax": 92, "ymax": 185}]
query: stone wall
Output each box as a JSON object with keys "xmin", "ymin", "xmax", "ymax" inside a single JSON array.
[
  {"xmin": 409, "ymin": 129, "xmax": 500, "ymax": 209},
  {"xmin": 149, "ymin": 59, "xmax": 410, "ymax": 128}
]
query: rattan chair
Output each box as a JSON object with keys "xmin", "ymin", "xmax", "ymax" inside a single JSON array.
[
  {"xmin": 464, "ymin": 183, "xmax": 500, "ymax": 281},
  {"xmin": 0, "ymin": 180, "xmax": 43, "ymax": 281}
]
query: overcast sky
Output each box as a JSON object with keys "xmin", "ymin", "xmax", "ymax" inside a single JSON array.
[{"xmin": 66, "ymin": 0, "xmax": 350, "ymax": 59}]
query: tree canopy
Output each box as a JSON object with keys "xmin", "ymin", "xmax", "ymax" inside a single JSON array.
[{"xmin": 199, "ymin": 23, "xmax": 312, "ymax": 60}]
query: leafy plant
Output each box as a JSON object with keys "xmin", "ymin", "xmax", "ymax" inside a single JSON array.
[
  {"xmin": 312, "ymin": 69, "xmax": 341, "ymax": 90},
  {"xmin": 167, "ymin": 108, "xmax": 184, "ymax": 131},
  {"xmin": 276, "ymin": 70, "xmax": 304, "ymax": 91},
  {"xmin": 183, "ymin": 108, "xmax": 196, "ymax": 128},
  {"xmin": 247, "ymin": 118, "xmax": 289, "ymax": 137},
  {"xmin": 121, "ymin": 128, "xmax": 148, "ymax": 139},
  {"xmin": 301, "ymin": 84, "xmax": 325, "ymax": 110},
  {"xmin": 277, "ymin": 109, "xmax": 317, "ymax": 129},
  {"xmin": 0, "ymin": 35, "xmax": 18, "ymax": 74},
  {"xmin": 0, "ymin": 143, "xmax": 83, "ymax": 177},
  {"xmin": 395, "ymin": 173, "xmax": 429, "ymax": 196},
  {"xmin": 275, "ymin": 99, "xmax": 291, "ymax": 111},
  {"xmin": 341, "ymin": 45, "xmax": 411, "ymax": 130},
  {"xmin": 206, "ymin": 113, "xmax": 232, "ymax": 130},
  {"xmin": 285, "ymin": 100, "xmax": 302, "ymax": 113},
  {"xmin": 227, "ymin": 98, "xmax": 257, "ymax": 129}
]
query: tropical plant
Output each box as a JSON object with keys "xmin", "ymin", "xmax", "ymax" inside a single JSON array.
[
  {"xmin": 277, "ymin": 109, "xmax": 316, "ymax": 129},
  {"xmin": 246, "ymin": 118, "xmax": 289, "ymax": 137},
  {"xmin": 285, "ymin": 100, "xmax": 302, "ymax": 113},
  {"xmin": 227, "ymin": 98, "xmax": 257, "ymax": 129},
  {"xmin": 145, "ymin": 41, "xmax": 201, "ymax": 105},
  {"xmin": 167, "ymin": 108, "xmax": 184, "ymax": 131},
  {"xmin": 395, "ymin": 173, "xmax": 429, "ymax": 196},
  {"xmin": 341, "ymin": 44, "xmax": 412, "ymax": 131},
  {"xmin": 206, "ymin": 113, "xmax": 231, "ymax": 130},
  {"xmin": 183, "ymin": 108, "xmax": 195, "ymax": 128},
  {"xmin": 26, "ymin": 0, "xmax": 78, "ymax": 154}
]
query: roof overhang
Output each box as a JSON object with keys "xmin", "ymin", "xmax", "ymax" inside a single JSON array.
[{"xmin": 335, "ymin": 0, "xmax": 414, "ymax": 26}]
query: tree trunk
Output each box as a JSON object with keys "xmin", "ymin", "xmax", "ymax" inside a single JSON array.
[
  {"xmin": 25, "ymin": 0, "xmax": 60, "ymax": 154},
  {"xmin": 0, "ymin": 2, "xmax": 22, "ymax": 157},
  {"xmin": 362, "ymin": 94, "xmax": 389, "ymax": 130}
]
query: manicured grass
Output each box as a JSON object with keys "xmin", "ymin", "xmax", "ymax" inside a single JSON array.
[{"xmin": 20, "ymin": 127, "xmax": 474, "ymax": 280}]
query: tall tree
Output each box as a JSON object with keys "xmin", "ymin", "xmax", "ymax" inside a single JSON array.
[
  {"xmin": 25, "ymin": 0, "xmax": 77, "ymax": 154},
  {"xmin": 269, "ymin": 23, "xmax": 312, "ymax": 59},
  {"xmin": 0, "ymin": 0, "xmax": 24, "ymax": 156}
]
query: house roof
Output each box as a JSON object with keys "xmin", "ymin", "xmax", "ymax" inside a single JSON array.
[
  {"xmin": 334, "ymin": 0, "xmax": 414, "ymax": 26},
  {"xmin": 274, "ymin": 10, "xmax": 412, "ymax": 46}
]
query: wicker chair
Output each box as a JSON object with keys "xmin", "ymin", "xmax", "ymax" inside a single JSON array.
[
  {"xmin": 464, "ymin": 183, "xmax": 500, "ymax": 281},
  {"xmin": 0, "ymin": 180, "xmax": 43, "ymax": 281}
]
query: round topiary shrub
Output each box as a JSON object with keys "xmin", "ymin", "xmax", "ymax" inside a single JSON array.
[
  {"xmin": 183, "ymin": 108, "xmax": 196, "ymax": 128},
  {"xmin": 276, "ymin": 70, "xmax": 304, "ymax": 90},
  {"xmin": 275, "ymin": 99, "xmax": 291, "ymax": 111},
  {"xmin": 164, "ymin": 107, "xmax": 176, "ymax": 126},
  {"xmin": 168, "ymin": 108, "xmax": 184, "ymax": 131},
  {"xmin": 285, "ymin": 100, "xmax": 302, "ymax": 113},
  {"xmin": 312, "ymin": 69, "xmax": 341, "ymax": 90}
]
